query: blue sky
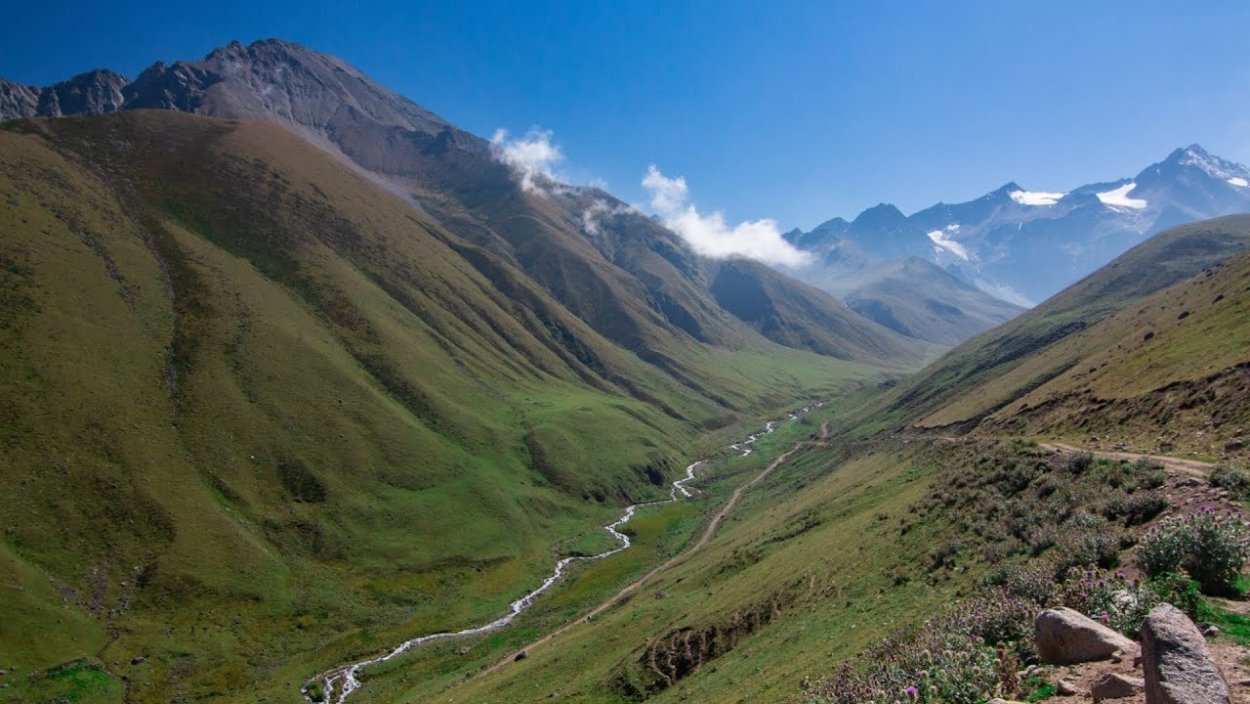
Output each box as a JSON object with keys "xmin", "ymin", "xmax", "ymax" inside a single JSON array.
[{"xmin": 4, "ymin": 1, "xmax": 1250, "ymax": 230}]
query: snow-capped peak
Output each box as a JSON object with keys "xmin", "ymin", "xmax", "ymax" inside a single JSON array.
[
  {"xmin": 1096, "ymin": 182, "xmax": 1148, "ymax": 210},
  {"xmin": 1174, "ymin": 144, "xmax": 1250, "ymax": 181},
  {"xmin": 1009, "ymin": 189, "xmax": 1066, "ymax": 206}
]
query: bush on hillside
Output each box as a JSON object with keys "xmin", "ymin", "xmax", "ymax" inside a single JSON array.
[
  {"xmin": 1210, "ymin": 465, "xmax": 1250, "ymax": 498},
  {"xmin": 1138, "ymin": 510, "xmax": 1250, "ymax": 595}
]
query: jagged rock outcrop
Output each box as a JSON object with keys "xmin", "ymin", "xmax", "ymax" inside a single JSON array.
[
  {"xmin": 1035, "ymin": 607, "xmax": 1139, "ymax": 665},
  {"xmin": 0, "ymin": 70, "xmax": 127, "ymax": 118},
  {"xmin": 1141, "ymin": 604, "xmax": 1229, "ymax": 704}
]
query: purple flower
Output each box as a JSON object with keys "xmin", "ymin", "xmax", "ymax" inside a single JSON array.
[{"xmin": 905, "ymin": 685, "xmax": 919, "ymax": 699}]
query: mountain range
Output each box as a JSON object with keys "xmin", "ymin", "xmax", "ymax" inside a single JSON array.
[
  {"xmin": 785, "ymin": 144, "xmax": 1250, "ymax": 307},
  {"xmin": 0, "ymin": 39, "xmax": 936, "ymax": 703},
  {"xmin": 4, "ymin": 37, "xmax": 1250, "ymax": 704}
]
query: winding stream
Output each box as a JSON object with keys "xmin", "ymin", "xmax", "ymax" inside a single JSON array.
[{"xmin": 304, "ymin": 405, "xmax": 819, "ymax": 703}]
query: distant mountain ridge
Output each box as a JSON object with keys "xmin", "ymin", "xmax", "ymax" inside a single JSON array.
[{"xmin": 786, "ymin": 145, "xmax": 1250, "ymax": 306}]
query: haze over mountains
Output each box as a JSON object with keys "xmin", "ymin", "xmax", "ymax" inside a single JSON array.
[{"xmin": 786, "ymin": 145, "xmax": 1250, "ymax": 307}]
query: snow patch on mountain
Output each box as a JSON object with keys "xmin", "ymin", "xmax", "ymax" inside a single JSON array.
[
  {"xmin": 1096, "ymin": 183, "xmax": 1148, "ymax": 210},
  {"xmin": 926, "ymin": 225, "xmax": 971, "ymax": 261},
  {"xmin": 1009, "ymin": 190, "xmax": 1066, "ymax": 206}
]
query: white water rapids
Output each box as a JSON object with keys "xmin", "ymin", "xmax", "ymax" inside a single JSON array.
[{"xmin": 304, "ymin": 403, "xmax": 821, "ymax": 703}]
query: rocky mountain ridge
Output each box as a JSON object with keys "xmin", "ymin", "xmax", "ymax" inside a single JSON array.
[{"xmin": 786, "ymin": 145, "xmax": 1250, "ymax": 306}]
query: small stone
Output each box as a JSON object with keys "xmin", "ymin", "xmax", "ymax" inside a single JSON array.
[
  {"xmin": 1092, "ymin": 672, "xmax": 1144, "ymax": 702},
  {"xmin": 1226, "ymin": 439, "xmax": 1245, "ymax": 452},
  {"xmin": 131, "ymin": 656, "xmax": 145, "ymax": 665},
  {"xmin": 655, "ymin": 590, "xmax": 671, "ymax": 600},
  {"xmin": 1057, "ymin": 679, "xmax": 1078, "ymax": 696},
  {"xmin": 514, "ymin": 650, "xmax": 528, "ymax": 661},
  {"xmin": 1199, "ymin": 622, "xmax": 1221, "ymax": 638}
]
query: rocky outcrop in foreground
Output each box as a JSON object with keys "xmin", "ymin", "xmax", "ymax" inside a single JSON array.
[
  {"xmin": 1036, "ymin": 607, "xmax": 1139, "ymax": 665},
  {"xmin": 1141, "ymin": 604, "xmax": 1230, "ymax": 704}
]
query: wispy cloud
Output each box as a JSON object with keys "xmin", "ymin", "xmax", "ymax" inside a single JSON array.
[
  {"xmin": 580, "ymin": 198, "xmax": 636, "ymax": 236},
  {"xmin": 641, "ymin": 166, "xmax": 810, "ymax": 267},
  {"xmin": 491, "ymin": 128, "xmax": 564, "ymax": 193}
]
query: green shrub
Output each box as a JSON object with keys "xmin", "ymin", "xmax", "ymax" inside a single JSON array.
[
  {"xmin": 1210, "ymin": 466, "xmax": 1250, "ymax": 498},
  {"xmin": 1063, "ymin": 452, "xmax": 1095, "ymax": 475},
  {"xmin": 1138, "ymin": 511, "xmax": 1250, "ymax": 595},
  {"xmin": 1131, "ymin": 458, "xmax": 1167, "ymax": 490},
  {"xmin": 1147, "ymin": 572, "xmax": 1205, "ymax": 620},
  {"xmin": 1054, "ymin": 513, "xmax": 1120, "ymax": 575}
]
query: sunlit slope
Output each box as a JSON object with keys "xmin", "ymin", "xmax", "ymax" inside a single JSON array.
[
  {"xmin": 880, "ymin": 215, "xmax": 1250, "ymax": 436},
  {"xmin": 0, "ymin": 111, "xmax": 888, "ymax": 703}
]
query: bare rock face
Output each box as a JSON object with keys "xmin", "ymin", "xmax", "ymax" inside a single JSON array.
[
  {"xmin": 1035, "ymin": 607, "xmax": 1139, "ymax": 665},
  {"xmin": 0, "ymin": 70, "xmax": 127, "ymax": 119},
  {"xmin": 1092, "ymin": 672, "xmax": 1145, "ymax": 702},
  {"xmin": 1141, "ymin": 603, "xmax": 1229, "ymax": 704}
]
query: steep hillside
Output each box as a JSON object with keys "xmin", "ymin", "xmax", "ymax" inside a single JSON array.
[
  {"xmin": 1, "ymin": 39, "xmax": 925, "ymax": 373},
  {"xmin": 0, "ymin": 111, "xmax": 896, "ymax": 704},
  {"xmin": 396, "ymin": 217, "xmax": 1250, "ymax": 704},
  {"xmin": 841, "ymin": 257, "xmax": 1026, "ymax": 346},
  {"xmin": 883, "ymin": 215, "xmax": 1250, "ymax": 450}
]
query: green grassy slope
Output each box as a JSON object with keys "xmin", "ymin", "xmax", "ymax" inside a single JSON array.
[
  {"xmin": 0, "ymin": 111, "xmax": 895, "ymax": 703},
  {"xmin": 878, "ymin": 215, "xmax": 1250, "ymax": 435},
  {"xmin": 411, "ymin": 215, "xmax": 1250, "ymax": 704},
  {"xmin": 390, "ymin": 416, "xmax": 1031, "ymax": 704}
]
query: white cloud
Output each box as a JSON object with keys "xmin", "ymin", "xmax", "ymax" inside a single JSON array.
[
  {"xmin": 580, "ymin": 198, "xmax": 635, "ymax": 236},
  {"xmin": 641, "ymin": 165, "xmax": 810, "ymax": 267},
  {"xmin": 1229, "ymin": 177, "xmax": 1249, "ymax": 188},
  {"xmin": 491, "ymin": 128, "xmax": 564, "ymax": 193}
]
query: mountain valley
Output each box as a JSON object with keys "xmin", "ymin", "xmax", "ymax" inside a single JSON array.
[{"xmin": 2, "ymin": 35, "xmax": 1249, "ymax": 704}]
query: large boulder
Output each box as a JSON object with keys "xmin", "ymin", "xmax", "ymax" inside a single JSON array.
[
  {"xmin": 1141, "ymin": 604, "xmax": 1229, "ymax": 704},
  {"xmin": 1035, "ymin": 607, "xmax": 1139, "ymax": 664}
]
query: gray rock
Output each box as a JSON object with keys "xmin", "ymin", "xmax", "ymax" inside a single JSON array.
[
  {"xmin": 1141, "ymin": 603, "xmax": 1230, "ymax": 704},
  {"xmin": 1057, "ymin": 679, "xmax": 1079, "ymax": 696},
  {"xmin": 1093, "ymin": 672, "xmax": 1145, "ymax": 701},
  {"xmin": 1035, "ymin": 607, "xmax": 1139, "ymax": 665}
]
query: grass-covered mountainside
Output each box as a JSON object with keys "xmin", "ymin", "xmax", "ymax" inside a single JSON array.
[
  {"xmin": 5, "ymin": 39, "xmax": 1249, "ymax": 704},
  {"xmin": 395, "ymin": 216, "xmax": 1250, "ymax": 704},
  {"xmin": 879, "ymin": 214, "xmax": 1250, "ymax": 449},
  {"xmin": 0, "ymin": 109, "xmax": 918, "ymax": 704}
]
